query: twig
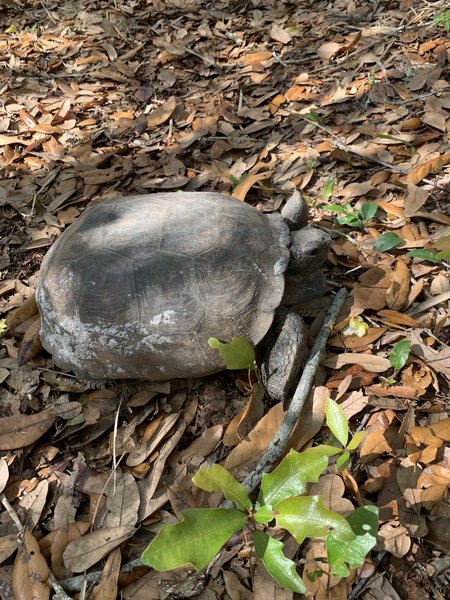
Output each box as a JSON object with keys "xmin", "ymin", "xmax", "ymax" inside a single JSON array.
[
  {"xmin": 0, "ymin": 493, "xmax": 73, "ymax": 600},
  {"xmin": 60, "ymin": 558, "xmax": 143, "ymax": 593},
  {"xmin": 240, "ymin": 288, "xmax": 348, "ymax": 494}
]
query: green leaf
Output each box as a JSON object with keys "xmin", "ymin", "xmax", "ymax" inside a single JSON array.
[
  {"xmin": 336, "ymin": 451, "xmax": 350, "ymax": 472},
  {"xmin": 437, "ymin": 249, "xmax": 450, "ymax": 261},
  {"xmin": 326, "ymin": 505, "xmax": 378, "ymax": 577},
  {"xmin": 253, "ymin": 530, "xmax": 306, "ymax": 593},
  {"xmin": 275, "ymin": 496, "xmax": 354, "ymax": 544},
  {"xmin": 389, "ymin": 340, "xmax": 411, "ymax": 370},
  {"xmin": 192, "ymin": 464, "xmax": 252, "ymax": 511},
  {"xmin": 326, "ymin": 203, "xmax": 347, "ymax": 214},
  {"xmin": 325, "ymin": 398, "xmax": 348, "ymax": 447},
  {"xmin": 257, "ymin": 447, "xmax": 340, "ymax": 510},
  {"xmin": 208, "ymin": 336, "xmax": 255, "ymax": 370},
  {"xmin": 373, "ymin": 232, "xmax": 405, "ymax": 252},
  {"xmin": 346, "ymin": 430, "xmax": 366, "ymax": 451},
  {"xmin": 254, "ymin": 504, "xmax": 274, "ymax": 524},
  {"xmin": 304, "ymin": 111, "xmax": 321, "ymax": 123},
  {"xmin": 360, "ymin": 202, "xmax": 378, "ymax": 221},
  {"xmin": 406, "ymin": 249, "xmax": 442, "ymax": 263},
  {"xmin": 0, "ymin": 319, "xmax": 7, "ymax": 336},
  {"xmin": 322, "ymin": 177, "xmax": 336, "ymax": 200},
  {"xmin": 336, "ymin": 212, "xmax": 362, "ymax": 228},
  {"xmin": 142, "ymin": 508, "xmax": 247, "ymax": 571}
]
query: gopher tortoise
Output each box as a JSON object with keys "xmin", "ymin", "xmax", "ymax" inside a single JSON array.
[{"xmin": 36, "ymin": 192, "xmax": 329, "ymax": 400}]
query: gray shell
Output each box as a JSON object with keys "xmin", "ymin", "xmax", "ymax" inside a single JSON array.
[{"xmin": 36, "ymin": 192, "xmax": 291, "ymax": 380}]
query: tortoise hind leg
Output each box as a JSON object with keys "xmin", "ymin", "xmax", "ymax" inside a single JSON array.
[{"xmin": 260, "ymin": 308, "xmax": 306, "ymax": 403}]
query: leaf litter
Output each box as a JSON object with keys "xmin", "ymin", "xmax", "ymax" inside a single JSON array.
[{"xmin": 0, "ymin": 0, "xmax": 450, "ymax": 598}]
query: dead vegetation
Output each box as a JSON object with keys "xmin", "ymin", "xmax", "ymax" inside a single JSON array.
[{"xmin": 0, "ymin": 0, "xmax": 450, "ymax": 598}]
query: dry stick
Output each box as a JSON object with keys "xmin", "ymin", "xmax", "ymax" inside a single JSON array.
[
  {"xmin": 240, "ymin": 287, "xmax": 348, "ymax": 495},
  {"xmin": 0, "ymin": 493, "xmax": 73, "ymax": 600}
]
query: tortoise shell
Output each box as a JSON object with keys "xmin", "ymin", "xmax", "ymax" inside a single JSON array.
[{"xmin": 36, "ymin": 192, "xmax": 291, "ymax": 380}]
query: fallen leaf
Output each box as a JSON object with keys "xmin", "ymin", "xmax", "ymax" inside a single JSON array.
[
  {"xmin": 13, "ymin": 529, "xmax": 50, "ymax": 600},
  {"xmin": 322, "ymin": 353, "xmax": 391, "ymax": 373},
  {"xmin": 63, "ymin": 525, "xmax": 135, "ymax": 573},
  {"xmin": 0, "ymin": 412, "xmax": 56, "ymax": 450}
]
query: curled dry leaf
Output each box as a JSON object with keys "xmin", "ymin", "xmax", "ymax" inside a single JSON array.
[
  {"xmin": 13, "ymin": 529, "xmax": 50, "ymax": 600},
  {"xmin": 63, "ymin": 525, "xmax": 135, "ymax": 573},
  {"xmin": 0, "ymin": 412, "xmax": 56, "ymax": 450}
]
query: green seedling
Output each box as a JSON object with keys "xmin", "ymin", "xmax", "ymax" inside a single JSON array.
[
  {"xmin": 142, "ymin": 400, "xmax": 377, "ymax": 591},
  {"xmin": 325, "ymin": 201, "xmax": 378, "ymax": 229},
  {"xmin": 434, "ymin": 11, "xmax": 450, "ymax": 34}
]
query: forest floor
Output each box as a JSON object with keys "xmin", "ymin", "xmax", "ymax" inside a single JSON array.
[{"xmin": 0, "ymin": 0, "xmax": 450, "ymax": 599}]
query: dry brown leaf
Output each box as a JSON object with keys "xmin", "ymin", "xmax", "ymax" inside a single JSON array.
[
  {"xmin": 377, "ymin": 309, "xmax": 418, "ymax": 327},
  {"xmin": 137, "ymin": 400, "xmax": 197, "ymax": 521},
  {"xmin": 0, "ymin": 459, "xmax": 8, "ymax": 493},
  {"xmin": 147, "ymin": 96, "xmax": 177, "ymax": 128},
  {"xmin": 17, "ymin": 480, "xmax": 49, "ymax": 531},
  {"xmin": 63, "ymin": 525, "xmax": 135, "ymax": 573},
  {"xmin": 365, "ymin": 383, "xmax": 418, "ymax": 399},
  {"xmin": 322, "ymin": 353, "xmax": 391, "ymax": 373},
  {"xmin": 40, "ymin": 521, "xmax": 90, "ymax": 579},
  {"xmin": 126, "ymin": 412, "xmax": 178, "ymax": 467},
  {"xmin": 91, "ymin": 548, "xmax": 122, "ymax": 600},
  {"xmin": 352, "ymin": 267, "xmax": 390, "ymax": 313},
  {"xmin": 269, "ymin": 24, "xmax": 292, "ymax": 44},
  {"xmin": 409, "ymin": 332, "xmax": 450, "ymax": 378},
  {"xmin": 406, "ymin": 154, "xmax": 450, "ymax": 184},
  {"xmin": 401, "ymin": 360, "xmax": 432, "ymax": 395},
  {"xmin": 0, "ymin": 534, "xmax": 19, "ymax": 564},
  {"xmin": 223, "ymin": 570, "xmax": 252, "ymax": 600},
  {"xmin": 386, "ymin": 260, "xmax": 410, "ymax": 311},
  {"xmin": 329, "ymin": 327, "xmax": 386, "ymax": 350},
  {"xmin": 6, "ymin": 294, "xmax": 38, "ymax": 332},
  {"xmin": 289, "ymin": 386, "xmax": 329, "ymax": 451},
  {"xmin": 223, "ymin": 382, "xmax": 265, "ymax": 447},
  {"xmin": 231, "ymin": 170, "xmax": 275, "ymax": 202},
  {"xmin": 0, "ymin": 412, "xmax": 56, "ymax": 450},
  {"xmin": 13, "ymin": 529, "xmax": 50, "ymax": 600},
  {"xmin": 310, "ymin": 474, "xmax": 354, "ymax": 515},
  {"xmin": 404, "ymin": 183, "xmax": 429, "ymax": 216},
  {"xmin": 429, "ymin": 418, "xmax": 450, "ymax": 442},
  {"xmin": 377, "ymin": 522, "xmax": 411, "ymax": 557},
  {"xmin": 174, "ymin": 424, "xmax": 223, "ymax": 462},
  {"xmin": 338, "ymin": 390, "xmax": 369, "ymax": 420},
  {"xmin": 238, "ymin": 51, "xmax": 273, "ymax": 66},
  {"xmin": 224, "ymin": 403, "xmax": 284, "ymax": 473},
  {"xmin": 104, "ymin": 471, "xmax": 140, "ymax": 528}
]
